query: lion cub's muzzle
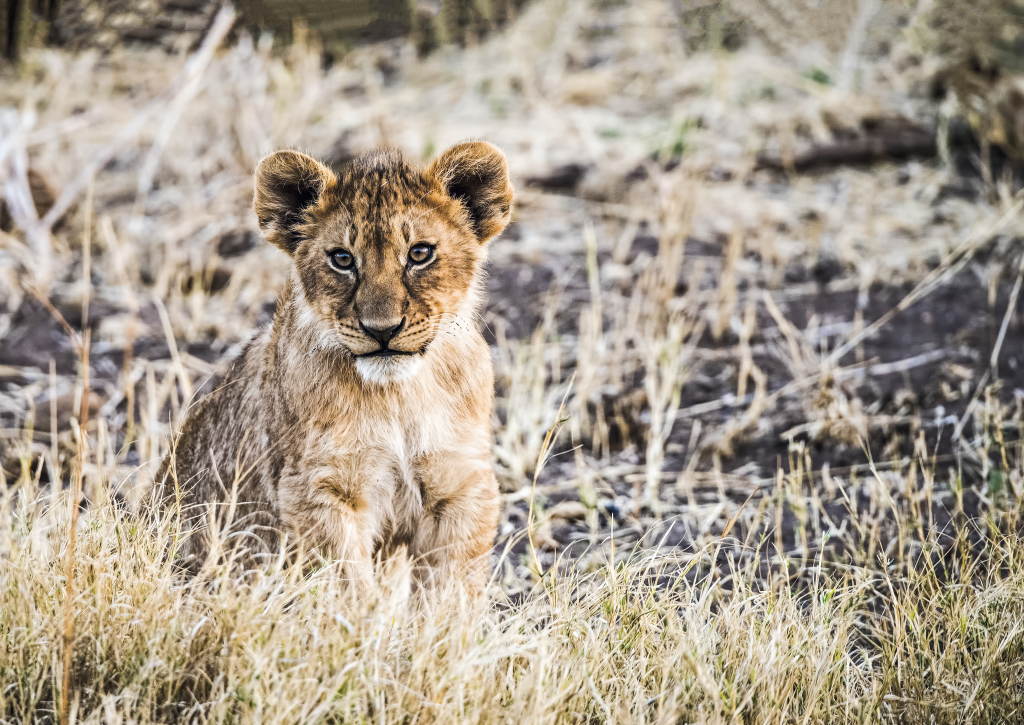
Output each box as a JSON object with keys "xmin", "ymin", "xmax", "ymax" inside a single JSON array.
[
  {"xmin": 351, "ymin": 315, "xmax": 426, "ymax": 383},
  {"xmin": 359, "ymin": 317, "xmax": 406, "ymax": 351},
  {"xmin": 351, "ymin": 316, "xmax": 424, "ymax": 357}
]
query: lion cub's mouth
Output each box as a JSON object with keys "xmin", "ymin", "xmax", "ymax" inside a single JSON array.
[{"xmin": 360, "ymin": 349, "xmax": 417, "ymax": 358}]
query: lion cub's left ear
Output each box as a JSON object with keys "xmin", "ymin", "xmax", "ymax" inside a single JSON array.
[{"xmin": 427, "ymin": 141, "xmax": 514, "ymax": 244}]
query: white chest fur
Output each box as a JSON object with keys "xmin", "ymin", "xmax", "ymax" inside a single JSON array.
[{"xmin": 287, "ymin": 355, "xmax": 469, "ymax": 534}]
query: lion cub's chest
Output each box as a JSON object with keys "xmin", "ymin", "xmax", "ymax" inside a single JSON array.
[{"xmin": 295, "ymin": 388, "xmax": 464, "ymax": 516}]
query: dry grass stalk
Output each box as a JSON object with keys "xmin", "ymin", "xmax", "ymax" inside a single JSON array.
[
  {"xmin": 526, "ymin": 377, "xmax": 573, "ymax": 576},
  {"xmin": 638, "ymin": 293, "xmax": 700, "ymax": 511},
  {"xmin": 59, "ymin": 327, "xmax": 89, "ymax": 725}
]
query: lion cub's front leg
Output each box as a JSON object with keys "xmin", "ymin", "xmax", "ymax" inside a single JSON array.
[
  {"xmin": 278, "ymin": 472, "xmax": 376, "ymax": 589},
  {"xmin": 412, "ymin": 453, "xmax": 500, "ymax": 594}
]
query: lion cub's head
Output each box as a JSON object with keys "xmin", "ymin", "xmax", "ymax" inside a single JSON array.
[{"xmin": 253, "ymin": 142, "xmax": 513, "ymax": 384}]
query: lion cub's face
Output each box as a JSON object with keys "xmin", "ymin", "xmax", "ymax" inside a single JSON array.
[{"xmin": 254, "ymin": 143, "xmax": 513, "ymax": 384}]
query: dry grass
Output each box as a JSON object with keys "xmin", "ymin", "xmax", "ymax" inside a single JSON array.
[
  {"xmin": 1, "ymin": 439, "xmax": 1023, "ymax": 722},
  {"xmin": 2, "ymin": 0, "xmax": 1024, "ymax": 721}
]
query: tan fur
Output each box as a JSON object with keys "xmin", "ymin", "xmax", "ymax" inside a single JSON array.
[{"xmin": 157, "ymin": 142, "xmax": 513, "ymax": 593}]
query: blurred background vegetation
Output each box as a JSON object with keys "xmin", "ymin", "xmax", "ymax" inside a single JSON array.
[{"xmin": 5, "ymin": 0, "xmax": 1024, "ymax": 170}]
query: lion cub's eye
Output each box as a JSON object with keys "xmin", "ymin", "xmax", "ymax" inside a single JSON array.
[
  {"xmin": 328, "ymin": 249, "xmax": 355, "ymax": 271},
  {"xmin": 408, "ymin": 243, "xmax": 434, "ymax": 265}
]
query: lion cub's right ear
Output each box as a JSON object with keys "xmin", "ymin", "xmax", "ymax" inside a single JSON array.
[{"xmin": 254, "ymin": 150, "xmax": 336, "ymax": 255}]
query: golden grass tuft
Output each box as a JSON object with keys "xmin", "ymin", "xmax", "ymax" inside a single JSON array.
[{"xmin": 2, "ymin": 468, "xmax": 1024, "ymax": 722}]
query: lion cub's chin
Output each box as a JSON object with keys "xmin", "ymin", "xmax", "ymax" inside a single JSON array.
[{"xmin": 354, "ymin": 354, "xmax": 424, "ymax": 385}]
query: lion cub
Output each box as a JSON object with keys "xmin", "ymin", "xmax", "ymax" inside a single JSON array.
[{"xmin": 158, "ymin": 142, "xmax": 513, "ymax": 592}]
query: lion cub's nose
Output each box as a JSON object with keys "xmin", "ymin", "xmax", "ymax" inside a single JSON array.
[{"xmin": 359, "ymin": 318, "xmax": 406, "ymax": 347}]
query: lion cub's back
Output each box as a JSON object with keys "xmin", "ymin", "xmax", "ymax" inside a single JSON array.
[{"xmin": 156, "ymin": 332, "xmax": 283, "ymax": 566}]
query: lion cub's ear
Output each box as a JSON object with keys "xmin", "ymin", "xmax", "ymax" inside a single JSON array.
[
  {"xmin": 427, "ymin": 141, "xmax": 513, "ymax": 243},
  {"xmin": 254, "ymin": 150, "xmax": 336, "ymax": 254}
]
